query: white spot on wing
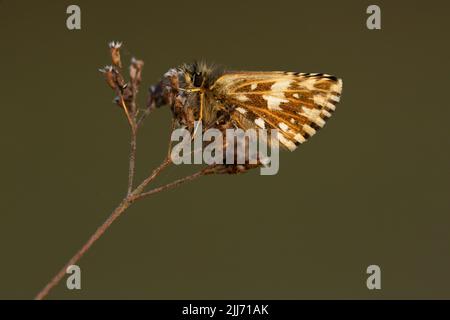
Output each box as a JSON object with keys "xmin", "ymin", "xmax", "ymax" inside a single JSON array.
[
  {"xmin": 262, "ymin": 80, "xmax": 292, "ymax": 110},
  {"xmin": 313, "ymin": 95, "xmax": 336, "ymax": 111},
  {"xmin": 303, "ymin": 124, "xmax": 316, "ymax": 136},
  {"xmin": 235, "ymin": 107, "xmax": 247, "ymax": 114},
  {"xmin": 299, "ymin": 78, "xmax": 317, "ymax": 91},
  {"xmin": 236, "ymin": 95, "xmax": 249, "ymax": 102},
  {"xmin": 331, "ymin": 78, "xmax": 343, "ymax": 93},
  {"xmin": 271, "ymin": 80, "xmax": 292, "ymax": 91},
  {"xmin": 326, "ymin": 102, "xmax": 336, "ymax": 110},
  {"xmin": 322, "ymin": 110, "xmax": 332, "ymax": 118},
  {"xmin": 293, "ymin": 93, "xmax": 299, "ymax": 99},
  {"xmin": 300, "ymin": 106, "xmax": 321, "ymax": 118},
  {"xmin": 277, "ymin": 133, "xmax": 297, "ymax": 151},
  {"xmin": 299, "ymin": 106, "xmax": 325, "ymax": 128},
  {"xmin": 313, "ymin": 95, "xmax": 327, "ymax": 106},
  {"xmin": 251, "ymin": 83, "xmax": 257, "ymax": 90},
  {"xmin": 255, "ymin": 118, "xmax": 265, "ymax": 129},
  {"xmin": 294, "ymin": 133, "xmax": 306, "ymax": 143},
  {"xmin": 315, "ymin": 117, "xmax": 326, "ymax": 127},
  {"xmin": 330, "ymin": 95, "xmax": 340, "ymax": 102},
  {"xmin": 262, "ymin": 95, "xmax": 287, "ymax": 110},
  {"xmin": 278, "ymin": 122, "xmax": 289, "ymax": 132}
]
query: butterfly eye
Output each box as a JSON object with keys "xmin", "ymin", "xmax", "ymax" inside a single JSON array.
[{"xmin": 193, "ymin": 72, "xmax": 203, "ymax": 87}]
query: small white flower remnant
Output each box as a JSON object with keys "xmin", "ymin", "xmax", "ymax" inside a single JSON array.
[
  {"xmin": 108, "ymin": 41, "xmax": 122, "ymax": 49},
  {"xmin": 98, "ymin": 65, "xmax": 113, "ymax": 73},
  {"xmin": 109, "ymin": 41, "xmax": 123, "ymax": 68}
]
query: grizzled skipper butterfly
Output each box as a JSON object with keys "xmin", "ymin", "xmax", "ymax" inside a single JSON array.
[{"xmin": 147, "ymin": 62, "xmax": 343, "ymax": 173}]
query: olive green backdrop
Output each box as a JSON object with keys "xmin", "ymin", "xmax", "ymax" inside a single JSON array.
[{"xmin": 0, "ymin": 0, "xmax": 449, "ymax": 299}]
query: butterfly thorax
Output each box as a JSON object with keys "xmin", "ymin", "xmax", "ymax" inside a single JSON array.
[{"xmin": 148, "ymin": 62, "xmax": 230, "ymax": 131}]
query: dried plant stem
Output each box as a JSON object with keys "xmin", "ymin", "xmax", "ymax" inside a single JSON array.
[
  {"xmin": 34, "ymin": 196, "xmax": 133, "ymax": 301},
  {"xmin": 131, "ymin": 157, "xmax": 172, "ymax": 195},
  {"xmin": 119, "ymin": 96, "xmax": 133, "ymax": 128},
  {"xmin": 167, "ymin": 118, "xmax": 175, "ymax": 158},
  {"xmin": 132, "ymin": 168, "xmax": 206, "ymax": 201},
  {"xmin": 137, "ymin": 108, "xmax": 153, "ymax": 127},
  {"xmin": 127, "ymin": 126, "xmax": 137, "ymax": 195},
  {"xmin": 35, "ymin": 43, "xmax": 220, "ymax": 300},
  {"xmin": 34, "ymin": 157, "xmax": 193, "ymax": 300}
]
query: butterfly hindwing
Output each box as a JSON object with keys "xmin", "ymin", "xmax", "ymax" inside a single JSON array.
[{"xmin": 211, "ymin": 72, "xmax": 343, "ymax": 150}]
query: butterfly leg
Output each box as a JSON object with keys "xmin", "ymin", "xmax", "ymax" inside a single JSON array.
[{"xmin": 193, "ymin": 91, "xmax": 204, "ymax": 136}]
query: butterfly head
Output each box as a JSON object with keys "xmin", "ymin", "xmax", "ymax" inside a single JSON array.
[{"xmin": 180, "ymin": 61, "xmax": 223, "ymax": 91}]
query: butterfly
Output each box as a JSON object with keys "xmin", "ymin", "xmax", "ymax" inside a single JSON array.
[{"xmin": 148, "ymin": 62, "xmax": 343, "ymax": 172}]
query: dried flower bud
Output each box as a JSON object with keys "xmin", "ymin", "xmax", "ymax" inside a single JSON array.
[
  {"xmin": 99, "ymin": 65, "xmax": 116, "ymax": 90},
  {"xmin": 129, "ymin": 57, "xmax": 144, "ymax": 84},
  {"xmin": 114, "ymin": 71, "xmax": 127, "ymax": 91},
  {"xmin": 99, "ymin": 65, "xmax": 127, "ymax": 92},
  {"xmin": 109, "ymin": 41, "xmax": 122, "ymax": 68}
]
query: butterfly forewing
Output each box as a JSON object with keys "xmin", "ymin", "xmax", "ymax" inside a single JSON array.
[{"xmin": 211, "ymin": 72, "xmax": 343, "ymax": 151}]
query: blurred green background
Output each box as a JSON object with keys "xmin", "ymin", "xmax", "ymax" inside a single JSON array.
[{"xmin": 0, "ymin": 0, "xmax": 449, "ymax": 299}]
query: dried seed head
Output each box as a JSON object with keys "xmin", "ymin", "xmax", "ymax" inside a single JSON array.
[
  {"xmin": 114, "ymin": 71, "xmax": 127, "ymax": 91},
  {"xmin": 129, "ymin": 57, "xmax": 144, "ymax": 84},
  {"xmin": 131, "ymin": 57, "xmax": 143, "ymax": 66},
  {"xmin": 99, "ymin": 65, "xmax": 127, "ymax": 92},
  {"xmin": 109, "ymin": 40, "xmax": 123, "ymax": 68},
  {"xmin": 99, "ymin": 65, "xmax": 116, "ymax": 90},
  {"xmin": 98, "ymin": 65, "xmax": 113, "ymax": 73}
]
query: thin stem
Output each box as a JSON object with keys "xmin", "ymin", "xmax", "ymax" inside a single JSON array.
[
  {"xmin": 137, "ymin": 107, "xmax": 154, "ymax": 127},
  {"xmin": 35, "ymin": 197, "xmax": 133, "ymax": 300},
  {"xmin": 34, "ymin": 161, "xmax": 205, "ymax": 300},
  {"xmin": 35, "ymin": 158, "xmax": 172, "ymax": 300},
  {"xmin": 167, "ymin": 118, "xmax": 175, "ymax": 158},
  {"xmin": 131, "ymin": 157, "xmax": 172, "ymax": 195},
  {"xmin": 132, "ymin": 168, "xmax": 206, "ymax": 201},
  {"xmin": 127, "ymin": 126, "xmax": 137, "ymax": 195},
  {"xmin": 119, "ymin": 96, "xmax": 134, "ymax": 128}
]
